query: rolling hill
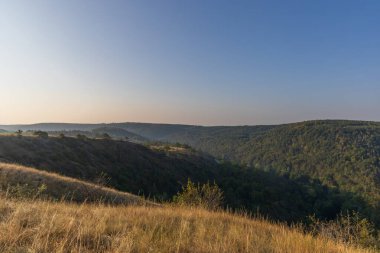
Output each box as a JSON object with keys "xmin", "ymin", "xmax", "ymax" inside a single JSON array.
[
  {"xmin": 91, "ymin": 126, "xmax": 148, "ymax": 142},
  {"xmin": 0, "ymin": 123, "xmax": 101, "ymax": 132},
  {"xmin": 1, "ymin": 122, "xmax": 380, "ymax": 250},
  {"xmin": 1, "ymin": 121, "xmax": 380, "ymax": 223},
  {"xmin": 45, "ymin": 127, "xmax": 147, "ymax": 143},
  {"xmin": 91, "ymin": 120, "xmax": 380, "ymax": 225},
  {"xmin": 0, "ymin": 162, "xmax": 149, "ymax": 205},
  {"xmin": 157, "ymin": 121, "xmax": 380, "ymax": 207},
  {"xmin": 0, "ymin": 134, "xmax": 376, "ymax": 225}
]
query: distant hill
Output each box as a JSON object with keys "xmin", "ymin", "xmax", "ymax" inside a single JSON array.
[
  {"xmin": 0, "ymin": 122, "xmax": 196, "ymax": 139},
  {"xmin": 0, "ymin": 123, "xmax": 102, "ymax": 132},
  {"xmin": 91, "ymin": 126, "xmax": 147, "ymax": 142},
  {"xmin": 110, "ymin": 122, "xmax": 197, "ymax": 140},
  {"xmin": 46, "ymin": 127, "xmax": 147, "ymax": 143},
  {"xmin": 0, "ymin": 162, "xmax": 149, "ymax": 205}
]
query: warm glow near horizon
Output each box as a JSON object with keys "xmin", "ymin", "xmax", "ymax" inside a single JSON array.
[{"xmin": 1, "ymin": 1, "xmax": 380, "ymax": 126}]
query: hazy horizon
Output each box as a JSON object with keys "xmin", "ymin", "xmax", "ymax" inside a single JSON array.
[
  {"xmin": 1, "ymin": 118, "xmax": 380, "ymax": 128},
  {"xmin": 1, "ymin": 1, "xmax": 379, "ymax": 125}
]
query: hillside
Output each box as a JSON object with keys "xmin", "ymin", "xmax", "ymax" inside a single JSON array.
[
  {"xmin": 46, "ymin": 127, "xmax": 147, "ymax": 143},
  {"xmin": 91, "ymin": 126, "xmax": 148, "ymax": 142},
  {"xmin": 0, "ymin": 197, "xmax": 371, "ymax": 253},
  {"xmin": 0, "ymin": 123, "xmax": 101, "ymax": 132},
  {"xmin": 6, "ymin": 119, "xmax": 379, "ymax": 209},
  {"xmin": 0, "ymin": 123, "xmax": 380, "ymax": 249},
  {"xmin": 117, "ymin": 120, "xmax": 380, "ymax": 226},
  {"xmin": 0, "ymin": 163, "xmax": 149, "ymax": 205},
  {"xmin": 102, "ymin": 120, "xmax": 380, "ymax": 223},
  {"xmin": 0, "ymin": 135, "xmax": 372, "ymax": 224},
  {"xmin": 158, "ymin": 121, "xmax": 380, "ymax": 207},
  {"xmin": 0, "ymin": 135, "xmax": 219, "ymax": 199}
]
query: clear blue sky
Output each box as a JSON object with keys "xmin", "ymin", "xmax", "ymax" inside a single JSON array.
[{"xmin": 1, "ymin": 0, "xmax": 379, "ymax": 125}]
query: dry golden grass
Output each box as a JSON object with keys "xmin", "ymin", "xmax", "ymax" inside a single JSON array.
[
  {"xmin": 0, "ymin": 162, "xmax": 374, "ymax": 252},
  {"xmin": 0, "ymin": 162, "xmax": 151, "ymax": 205},
  {"xmin": 0, "ymin": 197, "xmax": 372, "ymax": 253}
]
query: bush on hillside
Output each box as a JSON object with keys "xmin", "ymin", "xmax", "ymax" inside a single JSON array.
[
  {"xmin": 76, "ymin": 134, "xmax": 88, "ymax": 140},
  {"xmin": 307, "ymin": 211, "xmax": 379, "ymax": 249},
  {"xmin": 174, "ymin": 179, "xmax": 223, "ymax": 211},
  {"xmin": 33, "ymin": 131, "xmax": 48, "ymax": 138}
]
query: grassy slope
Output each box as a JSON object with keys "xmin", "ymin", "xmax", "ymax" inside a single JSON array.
[
  {"xmin": 0, "ymin": 163, "xmax": 149, "ymax": 205},
  {"xmin": 0, "ymin": 198, "xmax": 371, "ymax": 253},
  {"xmin": 0, "ymin": 135, "xmax": 220, "ymax": 198}
]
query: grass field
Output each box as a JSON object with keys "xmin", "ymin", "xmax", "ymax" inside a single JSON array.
[
  {"xmin": 0, "ymin": 197, "xmax": 372, "ymax": 253},
  {"xmin": 0, "ymin": 162, "xmax": 375, "ymax": 252}
]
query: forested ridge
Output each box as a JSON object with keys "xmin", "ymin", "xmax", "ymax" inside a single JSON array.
[
  {"xmin": 0, "ymin": 135, "xmax": 376, "ymax": 225},
  {"xmin": 159, "ymin": 121, "xmax": 380, "ymax": 209},
  {"xmin": 1, "ymin": 120, "xmax": 379, "ymax": 227}
]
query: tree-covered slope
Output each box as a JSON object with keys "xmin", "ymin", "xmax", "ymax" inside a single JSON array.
[
  {"xmin": 2, "ymin": 120, "xmax": 379, "ymax": 209},
  {"xmin": 158, "ymin": 120, "xmax": 380, "ymax": 208},
  {"xmin": 91, "ymin": 126, "xmax": 148, "ymax": 142},
  {"xmin": 0, "ymin": 135, "xmax": 372, "ymax": 223}
]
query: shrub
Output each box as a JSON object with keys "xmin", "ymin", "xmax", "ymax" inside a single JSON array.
[
  {"xmin": 76, "ymin": 134, "xmax": 88, "ymax": 140},
  {"xmin": 3, "ymin": 183, "xmax": 47, "ymax": 200},
  {"xmin": 33, "ymin": 131, "xmax": 48, "ymax": 138},
  {"xmin": 101, "ymin": 133, "xmax": 111, "ymax": 140},
  {"xmin": 173, "ymin": 179, "xmax": 223, "ymax": 211},
  {"xmin": 308, "ymin": 211, "xmax": 378, "ymax": 249}
]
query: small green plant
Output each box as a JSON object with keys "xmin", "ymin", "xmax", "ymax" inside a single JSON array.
[
  {"xmin": 173, "ymin": 179, "xmax": 223, "ymax": 211},
  {"xmin": 5, "ymin": 183, "xmax": 47, "ymax": 200}
]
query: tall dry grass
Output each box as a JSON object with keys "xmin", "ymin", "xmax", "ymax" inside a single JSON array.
[
  {"xmin": 0, "ymin": 197, "xmax": 373, "ymax": 253},
  {"xmin": 0, "ymin": 162, "xmax": 151, "ymax": 205}
]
